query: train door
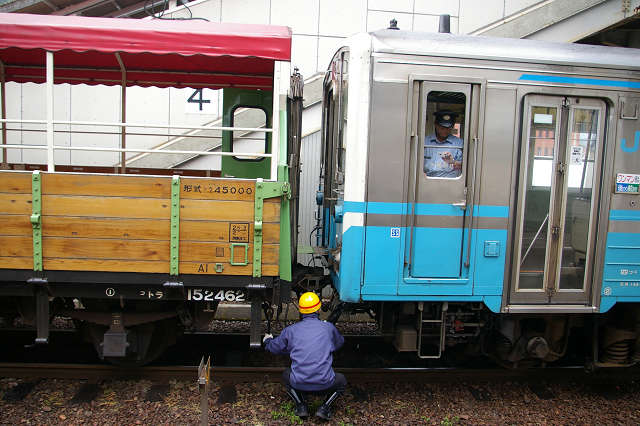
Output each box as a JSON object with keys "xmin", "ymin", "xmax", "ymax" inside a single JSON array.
[
  {"xmin": 409, "ymin": 82, "xmax": 474, "ymax": 278},
  {"xmin": 510, "ymin": 95, "xmax": 606, "ymax": 305}
]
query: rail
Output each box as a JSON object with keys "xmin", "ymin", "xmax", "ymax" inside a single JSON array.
[{"xmin": 0, "ymin": 362, "xmax": 636, "ymax": 384}]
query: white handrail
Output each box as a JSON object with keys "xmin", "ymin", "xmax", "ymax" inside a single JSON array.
[
  {"xmin": 2, "ymin": 127, "xmax": 263, "ymax": 140},
  {"xmin": 0, "ymin": 118, "xmax": 272, "ymax": 133},
  {"xmin": 0, "ymin": 143, "xmax": 272, "ymax": 158}
]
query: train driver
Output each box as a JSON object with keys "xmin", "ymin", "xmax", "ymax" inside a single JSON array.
[
  {"xmin": 263, "ymin": 292, "xmax": 347, "ymax": 420},
  {"xmin": 424, "ymin": 110, "xmax": 463, "ymax": 178}
]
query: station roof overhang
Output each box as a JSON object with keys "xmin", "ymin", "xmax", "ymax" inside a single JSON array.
[{"xmin": 0, "ymin": 13, "xmax": 292, "ymax": 89}]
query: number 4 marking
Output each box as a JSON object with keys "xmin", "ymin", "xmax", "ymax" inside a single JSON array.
[{"xmin": 188, "ymin": 89, "xmax": 211, "ymax": 111}]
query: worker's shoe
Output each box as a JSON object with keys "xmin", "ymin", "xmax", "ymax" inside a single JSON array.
[
  {"xmin": 285, "ymin": 387, "xmax": 309, "ymax": 419},
  {"xmin": 315, "ymin": 391, "xmax": 342, "ymax": 421}
]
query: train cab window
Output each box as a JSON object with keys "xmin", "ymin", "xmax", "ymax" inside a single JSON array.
[
  {"xmin": 423, "ymin": 91, "xmax": 466, "ymax": 178},
  {"xmin": 231, "ymin": 106, "xmax": 268, "ymax": 160}
]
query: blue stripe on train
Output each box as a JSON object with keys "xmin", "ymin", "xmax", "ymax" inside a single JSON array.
[
  {"xmin": 342, "ymin": 201, "xmax": 509, "ymax": 218},
  {"xmin": 519, "ymin": 74, "xmax": 640, "ymax": 89},
  {"xmin": 610, "ymin": 210, "xmax": 640, "ymax": 221}
]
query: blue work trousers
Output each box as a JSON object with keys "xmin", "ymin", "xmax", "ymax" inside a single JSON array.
[{"xmin": 282, "ymin": 368, "xmax": 347, "ymax": 394}]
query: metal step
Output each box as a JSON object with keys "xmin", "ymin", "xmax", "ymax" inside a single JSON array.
[{"xmin": 417, "ymin": 302, "xmax": 447, "ymax": 359}]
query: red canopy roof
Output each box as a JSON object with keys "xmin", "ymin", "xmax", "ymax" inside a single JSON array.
[{"xmin": 0, "ymin": 13, "xmax": 292, "ymax": 89}]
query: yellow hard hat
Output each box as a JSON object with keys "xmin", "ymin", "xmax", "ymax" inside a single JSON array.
[{"xmin": 298, "ymin": 292, "xmax": 321, "ymax": 314}]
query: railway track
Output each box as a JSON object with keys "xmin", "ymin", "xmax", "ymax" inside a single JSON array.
[{"xmin": 1, "ymin": 362, "xmax": 637, "ymax": 384}]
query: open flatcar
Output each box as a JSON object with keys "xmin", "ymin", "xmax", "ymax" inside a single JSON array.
[{"xmin": 0, "ymin": 13, "xmax": 303, "ymax": 364}]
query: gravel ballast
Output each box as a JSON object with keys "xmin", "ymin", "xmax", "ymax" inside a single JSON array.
[{"xmin": 2, "ymin": 375, "xmax": 640, "ymax": 425}]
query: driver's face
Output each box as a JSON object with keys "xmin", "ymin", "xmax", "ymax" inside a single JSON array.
[{"xmin": 435, "ymin": 123, "xmax": 452, "ymax": 141}]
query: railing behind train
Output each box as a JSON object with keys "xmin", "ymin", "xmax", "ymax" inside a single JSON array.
[{"xmin": 0, "ymin": 117, "xmax": 273, "ymax": 174}]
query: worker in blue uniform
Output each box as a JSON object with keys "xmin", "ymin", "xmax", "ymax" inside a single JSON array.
[
  {"xmin": 263, "ymin": 292, "xmax": 347, "ymax": 420},
  {"xmin": 424, "ymin": 110, "xmax": 464, "ymax": 178}
]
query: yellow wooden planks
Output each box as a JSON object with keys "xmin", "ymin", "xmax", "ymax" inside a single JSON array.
[
  {"xmin": 0, "ymin": 171, "xmax": 276, "ymax": 195},
  {"xmin": 0, "ymin": 257, "xmax": 279, "ymax": 276},
  {"xmin": 0, "ymin": 256, "xmax": 32, "ymax": 269},
  {"xmin": 0, "ymin": 236, "xmax": 33, "ymax": 257},
  {"xmin": 0, "ymin": 193, "xmax": 279, "ymax": 227},
  {"xmin": 0, "ymin": 216, "xmax": 279, "ymax": 243},
  {"xmin": 181, "ymin": 221, "xmax": 280, "ymax": 244},
  {"xmin": 0, "ymin": 172, "xmax": 259, "ymax": 200},
  {"xmin": 0, "ymin": 172, "xmax": 31, "ymax": 194},
  {"xmin": 0, "ymin": 215, "xmax": 31, "ymax": 236},
  {"xmin": 35, "ymin": 195, "xmax": 279, "ymax": 222},
  {"xmin": 0, "ymin": 194, "xmax": 32, "ymax": 215},
  {"xmin": 0, "ymin": 171, "xmax": 284, "ymax": 276},
  {"xmin": 0, "ymin": 236, "xmax": 279, "ymax": 262}
]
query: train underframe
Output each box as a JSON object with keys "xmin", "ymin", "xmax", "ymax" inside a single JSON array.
[
  {"xmin": 2, "ymin": 269, "xmax": 639, "ymax": 368},
  {"xmin": 329, "ymin": 299, "xmax": 640, "ymax": 369},
  {"xmin": 0, "ymin": 269, "xmax": 309, "ymax": 366}
]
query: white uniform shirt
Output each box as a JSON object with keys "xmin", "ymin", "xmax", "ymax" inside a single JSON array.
[{"xmin": 423, "ymin": 133, "xmax": 463, "ymax": 178}]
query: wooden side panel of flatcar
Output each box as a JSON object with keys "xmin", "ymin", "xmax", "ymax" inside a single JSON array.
[{"xmin": 0, "ymin": 172, "xmax": 280, "ymax": 276}]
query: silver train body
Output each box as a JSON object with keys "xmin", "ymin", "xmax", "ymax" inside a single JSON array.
[{"xmin": 317, "ymin": 29, "xmax": 640, "ymax": 365}]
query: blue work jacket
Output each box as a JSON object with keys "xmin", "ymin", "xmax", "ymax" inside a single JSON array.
[{"xmin": 264, "ymin": 313, "xmax": 344, "ymax": 391}]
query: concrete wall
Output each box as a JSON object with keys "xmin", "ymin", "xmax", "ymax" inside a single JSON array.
[{"xmin": 163, "ymin": 0, "xmax": 550, "ymax": 79}]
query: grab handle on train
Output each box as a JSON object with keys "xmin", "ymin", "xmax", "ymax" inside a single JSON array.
[{"xmin": 452, "ymin": 200, "xmax": 467, "ymax": 210}]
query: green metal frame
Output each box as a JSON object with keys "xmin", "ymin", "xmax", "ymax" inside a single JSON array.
[
  {"xmin": 221, "ymin": 88, "xmax": 273, "ymax": 179},
  {"xmin": 31, "ymin": 171, "xmax": 43, "ymax": 272},
  {"xmin": 170, "ymin": 175, "xmax": 180, "ymax": 276},
  {"xmin": 219, "ymin": 89, "xmax": 293, "ymax": 281},
  {"xmin": 276, "ymin": 109, "xmax": 292, "ymax": 282},
  {"xmin": 230, "ymin": 243, "xmax": 249, "ymax": 266},
  {"xmin": 253, "ymin": 178, "xmax": 289, "ymax": 277}
]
